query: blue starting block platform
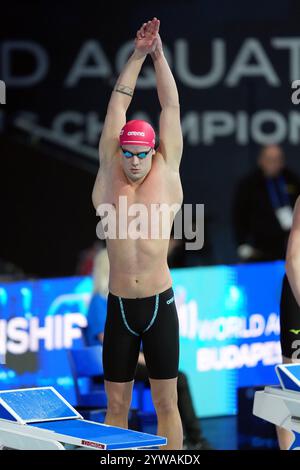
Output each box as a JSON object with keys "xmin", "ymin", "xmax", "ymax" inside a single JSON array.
[
  {"xmin": 253, "ymin": 364, "xmax": 300, "ymax": 450},
  {"xmin": 0, "ymin": 387, "xmax": 167, "ymax": 450}
]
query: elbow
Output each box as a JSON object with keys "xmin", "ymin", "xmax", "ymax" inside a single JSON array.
[
  {"xmin": 108, "ymin": 99, "xmax": 128, "ymax": 115},
  {"xmin": 162, "ymin": 101, "xmax": 180, "ymax": 110}
]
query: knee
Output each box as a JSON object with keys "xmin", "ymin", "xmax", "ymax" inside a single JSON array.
[
  {"xmin": 107, "ymin": 394, "xmax": 131, "ymax": 415},
  {"xmin": 153, "ymin": 394, "xmax": 178, "ymax": 415}
]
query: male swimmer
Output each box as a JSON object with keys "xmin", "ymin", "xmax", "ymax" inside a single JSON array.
[
  {"xmin": 92, "ymin": 18, "xmax": 184, "ymax": 450},
  {"xmin": 277, "ymin": 195, "xmax": 300, "ymax": 449}
]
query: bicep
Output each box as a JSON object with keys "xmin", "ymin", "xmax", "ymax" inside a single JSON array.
[
  {"xmin": 158, "ymin": 105, "xmax": 183, "ymax": 170},
  {"xmin": 99, "ymin": 104, "xmax": 126, "ymax": 161}
]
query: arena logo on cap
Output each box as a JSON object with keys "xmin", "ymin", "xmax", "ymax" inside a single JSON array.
[{"xmin": 127, "ymin": 131, "xmax": 145, "ymax": 136}]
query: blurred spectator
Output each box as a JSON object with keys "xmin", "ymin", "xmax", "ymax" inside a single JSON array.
[
  {"xmin": 84, "ymin": 246, "xmax": 109, "ymax": 347},
  {"xmin": 232, "ymin": 145, "xmax": 300, "ymax": 262},
  {"xmin": 84, "ymin": 244, "xmax": 212, "ymax": 450},
  {"xmin": 76, "ymin": 240, "xmax": 105, "ymax": 275},
  {"xmin": 0, "ymin": 258, "xmax": 25, "ymax": 282}
]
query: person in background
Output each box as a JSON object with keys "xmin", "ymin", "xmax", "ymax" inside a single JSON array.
[
  {"xmin": 233, "ymin": 145, "xmax": 300, "ymax": 262},
  {"xmin": 84, "ymin": 245, "xmax": 212, "ymax": 450},
  {"xmin": 76, "ymin": 240, "xmax": 104, "ymax": 276},
  {"xmin": 84, "ymin": 247, "xmax": 109, "ymax": 346},
  {"xmin": 277, "ymin": 195, "xmax": 300, "ymax": 449}
]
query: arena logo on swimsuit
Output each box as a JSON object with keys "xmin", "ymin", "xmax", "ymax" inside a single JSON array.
[{"xmin": 0, "ymin": 313, "xmax": 87, "ymax": 357}]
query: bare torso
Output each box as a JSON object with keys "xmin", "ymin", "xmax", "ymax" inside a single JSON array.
[{"xmin": 93, "ymin": 153, "xmax": 183, "ymax": 298}]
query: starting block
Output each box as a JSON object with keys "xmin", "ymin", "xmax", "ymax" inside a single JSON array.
[
  {"xmin": 0, "ymin": 387, "xmax": 167, "ymax": 450},
  {"xmin": 253, "ymin": 364, "xmax": 300, "ymax": 450}
]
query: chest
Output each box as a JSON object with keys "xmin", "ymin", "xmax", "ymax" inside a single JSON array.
[
  {"xmin": 99, "ymin": 158, "xmax": 180, "ymax": 209},
  {"xmin": 95, "ymin": 158, "xmax": 183, "ymax": 237}
]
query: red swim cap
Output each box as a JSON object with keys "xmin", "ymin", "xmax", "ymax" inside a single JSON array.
[{"xmin": 119, "ymin": 120, "xmax": 156, "ymax": 148}]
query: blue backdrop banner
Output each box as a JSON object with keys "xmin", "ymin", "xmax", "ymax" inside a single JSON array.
[{"xmin": 0, "ymin": 261, "xmax": 285, "ymax": 417}]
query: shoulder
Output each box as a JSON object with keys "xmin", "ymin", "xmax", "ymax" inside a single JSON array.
[
  {"xmin": 293, "ymin": 195, "xmax": 300, "ymax": 215},
  {"xmin": 153, "ymin": 150, "xmax": 181, "ymax": 176},
  {"xmin": 93, "ymin": 155, "xmax": 119, "ymax": 189},
  {"xmin": 289, "ymin": 196, "xmax": 300, "ymax": 233}
]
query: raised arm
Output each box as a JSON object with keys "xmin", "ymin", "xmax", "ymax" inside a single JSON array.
[
  {"xmin": 99, "ymin": 52, "xmax": 145, "ymax": 162},
  {"xmin": 99, "ymin": 20, "xmax": 159, "ymax": 162},
  {"xmin": 146, "ymin": 19, "xmax": 183, "ymax": 171},
  {"xmin": 286, "ymin": 196, "xmax": 300, "ymax": 305}
]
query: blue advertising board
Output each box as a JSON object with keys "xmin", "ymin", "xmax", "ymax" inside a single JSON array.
[{"xmin": 0, "ymin": 262, "xmax": 285, "ymax": 417}]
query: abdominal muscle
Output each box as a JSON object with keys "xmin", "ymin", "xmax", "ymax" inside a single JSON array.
[{"xmin": 106, "ymin": 237, "xmax": 172, "ymax": 298}]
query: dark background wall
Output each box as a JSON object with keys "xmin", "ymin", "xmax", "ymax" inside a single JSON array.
[{"xmin": 2, "ymin": 0, "xmax": 300, "ymax": 277}]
